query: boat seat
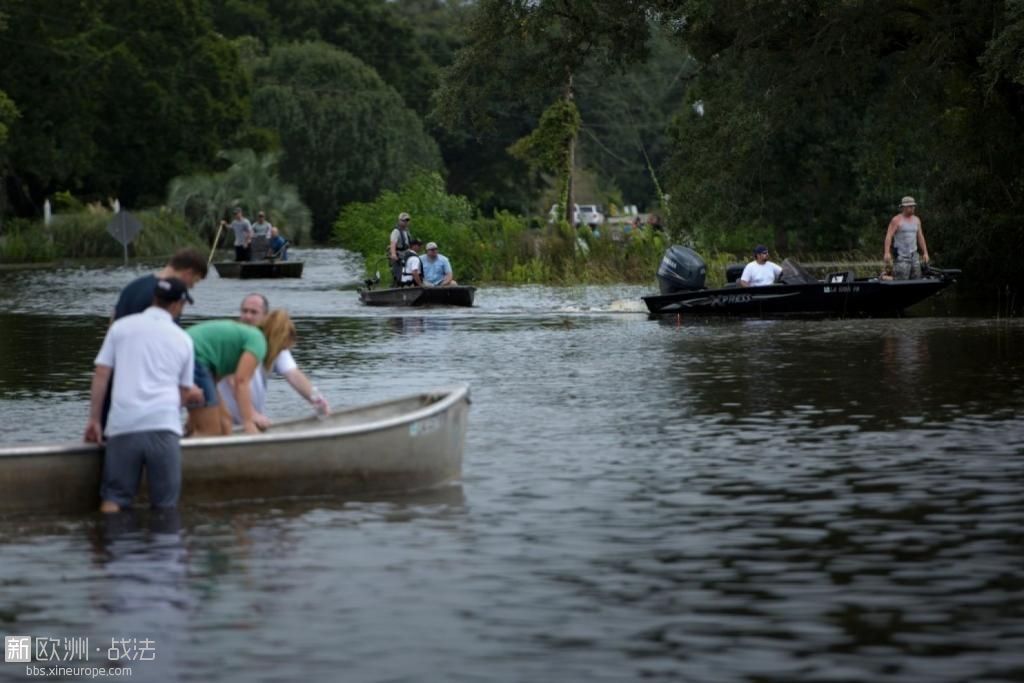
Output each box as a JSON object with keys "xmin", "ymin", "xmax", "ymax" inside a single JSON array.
[
  {"xmin": 825, "ymin": 271, "xmax": 856, "ymax": 284},
  {"xmin": 725, "ymin": 264, "xmax": 745, "ymax": 283}
]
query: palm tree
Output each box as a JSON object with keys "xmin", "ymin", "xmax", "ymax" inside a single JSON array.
[{"xmin": 166, "ymin": 149, "xmax": 312, "ymax": 244}]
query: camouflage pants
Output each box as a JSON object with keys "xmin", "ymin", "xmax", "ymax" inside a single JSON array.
[{"xmin": 894, "ymin": 255, "xmax": 921, "ymax": 281}]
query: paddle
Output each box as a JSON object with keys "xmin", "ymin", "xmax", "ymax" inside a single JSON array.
[{"xmin": 207, "ymin": 220, "xmax": 225, "ymax": 266}]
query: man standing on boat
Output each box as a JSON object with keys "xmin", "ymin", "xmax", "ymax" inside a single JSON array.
[
  {"xmin": 884, "ymin": 196, "xmax": 930, "ymax": 280},
  {"xmin": 224, "ymin": 207, "xmax": 254, "ymax": 262},
  {"xmin": 420, "ymin": 242, "xmax": 457, "ymax": 287},
  {"xmin": 739, "ymin": 245, "xmax": 782, "ymax": 287},
  {"xmin": 217, "ymin": 293, "xmax": 329, "ymax": 428},
  {"xmin": 85, "ymin": 278, "xmax": 201, "ymax": 513},
  {"xmin": 252, "ymin": 211, "xmax": 273, "ymax": 240},
  {"xmin": 388, "ymin": 212, "xmax": 414, "ymax": 286}
]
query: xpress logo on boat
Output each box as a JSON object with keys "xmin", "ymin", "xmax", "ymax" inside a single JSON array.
[{"xmin": 710, "ymin": 293, "xmax": 753, "ymax": 305}]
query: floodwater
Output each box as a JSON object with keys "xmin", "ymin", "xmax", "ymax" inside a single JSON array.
[{"xmin": 0, "ymin": 249, "xmax": 1021, "ymax": 683}]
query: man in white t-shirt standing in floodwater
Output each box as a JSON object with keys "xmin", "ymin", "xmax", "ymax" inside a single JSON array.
[
  {"xmin": 739, "ymin": 244, "xmax": 782, "ymax": 287},
  {"xmin": 84, "ymin": 277, "xmax": 202, "ymax": 512}
]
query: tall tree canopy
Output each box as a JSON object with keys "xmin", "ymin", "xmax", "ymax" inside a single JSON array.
[
  {"xmin": 0, "ymin": 0, "xmax": 248, "ymax": 214},
  {"xmin": 661, "ymin": 0, "xmax": 1024, "ymax": 293},
  {"xmin": 207, "ymin": 0, "xmax": 445, "ymax": 118},
  {"xmin": 250, "ymin": 41, "xmax": 442, "ymax": 240},
  {"xmin": 434, "ymin": 0, "xmax": 656, "ymax": 214}
]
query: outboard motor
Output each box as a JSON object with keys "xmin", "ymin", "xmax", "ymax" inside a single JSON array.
[{"xmin": 657, "ymin": 245, "xmax": 707, "ymax": 294}]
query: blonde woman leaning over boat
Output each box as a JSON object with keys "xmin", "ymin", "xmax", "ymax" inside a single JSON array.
[{"xmin": 185, "ymin": 311, "xmax": 295, "ymax": 436}]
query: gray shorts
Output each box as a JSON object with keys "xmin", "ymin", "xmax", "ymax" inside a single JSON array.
[
  {"xmin": 894, "ymin": 255, "xmax": 921, "ymax": 280},
  {"xmin": 101, "ymin": 430, "xmax": 182, "ymax": 509}
]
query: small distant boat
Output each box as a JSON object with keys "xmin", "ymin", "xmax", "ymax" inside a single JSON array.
[
  {"xmin": 213, "ymin": 260, "xmax": 304, "ymax": 279},
  {"xmin": 643, "ymin": 246, "xmax": 959, "ymax": 317},
  {"xmin": 0, "ymin": 386, "xmax": 470, "ymax": 515},
  {"xmin": 359, "ymin": 284, "xmax": 476, "ymax": 307}
]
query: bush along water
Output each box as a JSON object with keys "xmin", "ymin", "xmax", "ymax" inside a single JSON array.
[
  {"xmin": 333, "ymin": 173, "xmax": 668, "ymax": 285},
  {"xmin": 0, "ymin": 207, "xmax": 206, "ymax": 263}
]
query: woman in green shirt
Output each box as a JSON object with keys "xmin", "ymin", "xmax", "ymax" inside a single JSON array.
[{"xmin": 186, "ymin": 311, "xmax": 295, "ymax": 436}]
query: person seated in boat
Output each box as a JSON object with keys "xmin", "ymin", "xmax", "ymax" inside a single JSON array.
[
  {"xmin": 185, "ymin": 312, "xmax": 295, "ymax": 436},
  {"xmin": 84, "ymin": 278, "xmax": 203, "ymax": 513},
  {"xmin": 268, "ymin": 226, "xmax": 289, "ymax": 261},
  {"xmin": 420, "ymin": 241, "xmax": 457, "ymax": 287},
  {"xmin": 389, "ymin": 212, "xmax": 415, "ymax": 286},
  {"xmin": 739, "ymin": 245, "xmax": 783, "ymax": 287},
  {"xmin": 400, "ymin": 239, "xmax": 424, "ymax": 288},
  {"xmin": 883, "ymin": 196, "xmax": 930, "ymax": 280},
  {"xmin": 217, "ymin": 294, "xmax": 328, "ymax": 428}
]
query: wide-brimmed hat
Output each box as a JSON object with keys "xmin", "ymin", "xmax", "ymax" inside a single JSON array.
[{"xmin": 900, "ymin": 196, "xmax": 917, "ymax": 207}]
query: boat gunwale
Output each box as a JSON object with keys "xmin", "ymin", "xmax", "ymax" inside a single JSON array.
[{"xmin": 0, "ymin": 384, "xmax": 470, "ymax": 458}]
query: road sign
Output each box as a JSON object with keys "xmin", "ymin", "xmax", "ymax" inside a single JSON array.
[{"xmin": 106, "ymin": 211, "xmax": 142, "ymax": 264}]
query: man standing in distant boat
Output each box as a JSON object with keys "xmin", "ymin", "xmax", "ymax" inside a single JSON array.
[
  {"xmin": 85, "ymin": 278, "xmax": 202, "ymax": 513},
  {"xmin": 884, "ymin": 196, "xmax": 930, "ymax": 280},
  {"xmin": 223, "ymin": 207, "xmax": 253, "ymax": 262},
  {"xmin": 252, "ymin": 211, "xmax": 273, "ymax": 240},
  {"xmin": 740, "ymin": 245, "xmax": 782, "ymax": 287},
  {"xmin": 389, "ymin": 212, "xmax": 414, "ymax": 286},
  {"xmin": 420, "ymin": 242, "xmax": 457, "ymax": 287}
]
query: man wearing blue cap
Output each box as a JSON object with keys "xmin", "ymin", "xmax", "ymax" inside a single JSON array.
[{"xmin": 740, "ymin": 245, "xmax": 782, "ymax": 287}]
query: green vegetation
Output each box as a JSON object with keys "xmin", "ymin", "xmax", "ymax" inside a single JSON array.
[
  {"xmin": 167, "ymin": 149, "xmax": 311, "ymax": 244},
  {"xmin": 0, "ymin": 209, "xmax": 204, "ymax": 264},
  {"xmin": 0, "ymin": 0, "xmax": 1020, "ymax": 300},
  {"xmin": 334, "ymin": 173, "xmax": 665, "ymax": 284},
  {"xmin": 250, "ymin": 41, "xmax": 442, "ymax": 241}
]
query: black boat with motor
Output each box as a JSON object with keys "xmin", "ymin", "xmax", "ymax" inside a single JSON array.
[{"xmin": 643, "ymin": 246, "xmax": 959, "ymax": 317}]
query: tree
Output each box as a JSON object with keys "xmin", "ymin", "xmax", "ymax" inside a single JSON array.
[
  {"xmin": 167, "ymin": 149, "xmax": 311, "ymax": 243},
  {"xmin": 0, "ymin": 0, "xmax": 249, "ymax": 214},
  {"xmin": 434, "ymin": 0, "xmax": 654, "ymax": 217},
  {"xmin": 206, "ymin": 0, "xmax": 444, "ymax": 118},
  {"xmin": 250, "ymin": 41, "xmax": 442, "ymax": 241},
  {"xmin": 660, "ymin": 0, "xmax": 1024, "ymax": 297}
]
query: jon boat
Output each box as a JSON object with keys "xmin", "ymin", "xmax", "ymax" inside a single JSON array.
[
  {"xmin": 359, "ymin": 284, "xmax": 476, "ymax": 307},
  {"xmin": 643, "ymin": 246, "xmax": 959, "ymax": 317},
  {"xmin": 212, "ymin": 260, "xmax": 304, "ymax": 279},
  {"xmin": 0, "ymin": 385, "xmax": 470, "ymax": 516}
]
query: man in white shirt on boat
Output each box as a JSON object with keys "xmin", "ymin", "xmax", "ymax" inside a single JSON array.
[
  {"xmin": 740, "ymin": 245, "xmax": 782, "ymax": 287},
  {"xmin": 400, "ymin": 239, "xmax": 424, "ymax": 287},
  {"xmin": 217, "ymin": 293, "xmax": 329, "ymax": 428},
  {"xmin": 84, "ymin": 278, "xmax": 202, "ymax": 513}
]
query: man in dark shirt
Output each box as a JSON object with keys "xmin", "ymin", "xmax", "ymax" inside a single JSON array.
[
  {"xmin": 113, "ymin": 248, "xmax": 208, "ymax": 321},
  {"xmin": 103, "ymin": 248, "xmax": 208, "ymax": 427}
]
